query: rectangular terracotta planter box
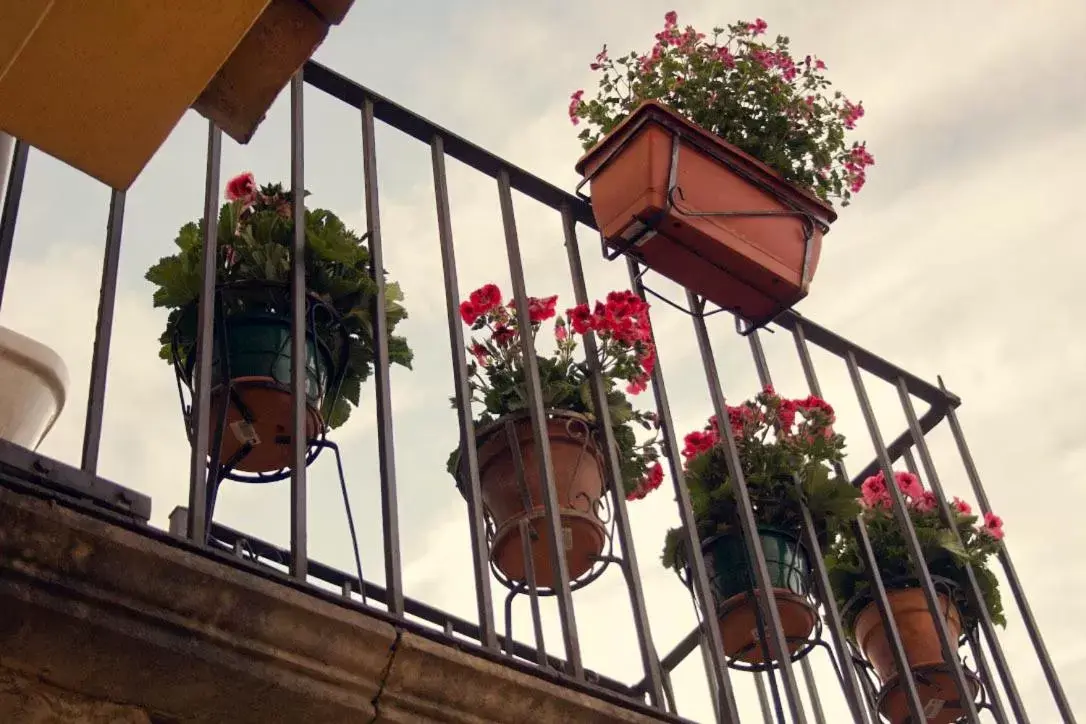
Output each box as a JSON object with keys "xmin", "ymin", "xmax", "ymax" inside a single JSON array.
[{"xmin": 575, "ymin": 101, "xmax": 836, "ymax": 327}]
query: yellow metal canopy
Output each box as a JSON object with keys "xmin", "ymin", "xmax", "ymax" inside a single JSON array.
[{"xmin": 0, "ymin": 0, "xmax": 355, "ymax": 190}]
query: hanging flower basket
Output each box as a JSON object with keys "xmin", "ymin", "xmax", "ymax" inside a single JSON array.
[
  {"xmin": 575, "ymin": 101, "xmax": 835, "ymax": 327},
  {"xmin": 447, "ymin": 284, "xmax": 663, "ymax": 591},
  {"xmin": 469, "ymin": 411, "xmax": 608, "ymax": 588},
  {"xmin": 662, "ymin": 387, "xmax": 859, "ymax": 667},
  {"xmin": 570, "ymin": 13, "xmax": 872, "ymax": 329},
  {"xmin": 174, "ymin": 283, "xmax": 337, "ymax": 474},
  {"xmin": 146, "ymin": 173, "xmax": 413, "ymax": 479},
  {"xmin": 851, "ymin": 588, "xmax": 978, "ymax": 724},
  {"xmin": 698, "ymin": 528, "xmax": 816, "ymax": 664},
  {"xmin": 827, "ymin": 472, "xmax": 1006, "ymax": 724}
]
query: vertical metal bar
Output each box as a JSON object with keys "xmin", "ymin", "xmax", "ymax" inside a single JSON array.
[
  {"xmin": 792, "ymin": 323, "xmax": 924, "ymax": 724},
  {"xmin": 845, "ymin": 352, "xmax": 981, "ymax": 722},
  {"xmin": 896, "ymin": 378, "xmax": 1020, "ymax": 723},
  {"xmin": 559, "ymin": 206, "xmax": 664, "ymax": 704},
  {"xmin": 753, "ymin": 672, "xmax": 774, "ymax": 724},
  {"xmin": 361, "ymin": 97, "xmax": 404, "ymax": 614},
  {"xmin": 496, "ymin": 168, "xmax": 583, "ymax": 677},
  {"xmin": 695, "ymin": 636, "xmax": 723, "ymax": 718},
  {"xmin": 941, "ymin": 376, "xmax": 1076, "ymax": 723},
  {"xmin": 288, "ymin": 72, "xmax": 308, "ymax": 580},
  {"xmin": 968, "ymin": 629, "xmax": 1008, "ymax": 724},
  {"xmin": 0, "ymin": 133, "xmax": 13, "ymax": 206},
  {"xmin": 747, "ymin": 330, "xmax": 870, "ymax": 724},
  {"xmin": 626, "ymin": 260, "xmax": 739, "ymax": 724},
  {"xmin": 801, "ymin": 504, "xmax": 876, "ymax": 724},
  {"xmin": 430, "ymin": 135, "xmax": 497, "ymax": 650},
  {"xmin": 687, "ymin": 292, "xmax": 807, "ymax": 724},
  {"xmin": 800, "ymin": 659, "xmax": 827, "ymax": 724},
  {"xmin": 186, "ymin": 122, "xmax": 222, "ymax": 544},
  {"xmin": 519, "ymin": 518, "xmax": 549, "ymax": 668},
  {"xmin": 0, "ymin": 140, "xmax": 30, "ymax": 311},
  {"xmin": 80, "ymin": 190, "xmax": 126, "ymax": 474},
  {"xmin": 661, "ymin": 667, "xmax": 677, "ymax": 714},
  {"xmin": 854, "ymin": 663, "xmax": 883, "ymax": 722}
]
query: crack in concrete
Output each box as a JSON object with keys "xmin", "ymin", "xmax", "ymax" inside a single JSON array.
[{"xmin": 368, "ymin": 628, "xmax": 403, "ymax": 723}]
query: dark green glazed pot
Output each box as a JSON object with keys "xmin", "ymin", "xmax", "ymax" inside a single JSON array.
[
  {"xmin": 694, "ymin": 527, "xmax": 817, "ymax": 664},
  {"xmin": 701, "ymin": 527, "xmax": 810, "ymax": 602},
  {"xmin": 207, "ymin": 310, "xmax": 330, "ymax": 404}
]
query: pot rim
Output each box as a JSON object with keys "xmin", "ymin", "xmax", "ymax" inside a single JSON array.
[
  {"xmin": 699, "ymin": 524, "xmax": 806, "ymax": 554},
  {"xmin": 472, "ymin": 409, "xmax": 595, "ymax": 444},
  {"xmin": 842, "ymin": 575, "xmax": 962, "ymax": 628},
  {"xmin": 180, "ymin": 306, "xmax": 337, "ymax": 382},
  {"xmin": 451, "ymin": 409, "xmax": 599, "ymax": 498},
  {"xmin": 574, "ymin": 99, "xmax": 837, "ymax": 225}
]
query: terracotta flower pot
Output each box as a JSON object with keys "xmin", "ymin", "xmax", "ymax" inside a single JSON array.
[
  {"xmin": 700, "ymin": 529, "xmax": 817, "ymax": 664},
  {"xmin": 854, "ymin": 589, "xmax": 977, "ymax": 724},
  {"xmin": 575, "ymin": 101, "xmax": 836, "ymax": 328},
  {"xmin": 196, "ymin": 311, "xmax": 331, "ymax": 474},
  {"xmin": 474, "ymin": 412, "xmax": 607, "ymax": 589}
]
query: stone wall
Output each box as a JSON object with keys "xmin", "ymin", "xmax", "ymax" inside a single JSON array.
[{"xmin": 0, "ymin": 486, "xmax": 671, "ymax": 723}]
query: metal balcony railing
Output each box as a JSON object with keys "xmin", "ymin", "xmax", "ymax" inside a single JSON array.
[{"xmin": 0, "ymin": 61, "xmax": 1076, "ymax": 724}]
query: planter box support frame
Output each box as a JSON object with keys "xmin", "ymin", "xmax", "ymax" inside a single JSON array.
[{"xmin": 575, "ymin": 113, "xmax": 823, "ymax": 333}]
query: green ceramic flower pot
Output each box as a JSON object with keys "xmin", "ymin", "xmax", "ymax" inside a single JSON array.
[
  {"xmin": 210, "ymin": 310, "xmax": 329, "ymax": 403},
  {"xmin": 701, "ymin": 527, "xmax": 810, "ymax": 602}
]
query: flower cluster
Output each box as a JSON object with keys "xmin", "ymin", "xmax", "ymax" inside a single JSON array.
[
  {"xmin": 680, "ymin": 386, "xmax": 838, "ymax": 464},
  {"xmin": 224, "ymin": 172, "xmax": 294, "ymax": 221},
  {"xmin": 567, "ymin": 290, "xmax": 656, "ymax": 394},
  {"xmin": 628, "ymin": 460, "xmax": 664, "ymax": 500},
  {"xmin": 662, "ymin": 386, "xmax": 859, "ymax": 571},
  {"xmin": 572, "ymin": 12, "xmax": 874, "ymax": 204},
  {"xmin": 858, "ymin": 469, "xmax": 1005, "ymax": 541},
  {"xmin": 827, "ymin": 471, "xmax": 1007, "ymax": 633},
  {"xmin": 448, "ymin": 283, "xmax": 663, "ymax": 500}
]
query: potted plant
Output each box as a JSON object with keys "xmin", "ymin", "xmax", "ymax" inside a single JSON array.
[
  {"xmin": 825, "ymin": 472, "xmax": 1005, "ymax": 724},
  {"xmin": 571, "ymin": 13, "xmax": 874, "ymax": 328},
  {"xmin": 145, "ymin": 172, "xmax": 413, "ymax": 474},
  {"xmin": 446, "ymin": 285, "xmax": 662, "ymax": 589},
  {"xmin": 661, "ymin": 386, "xmax": 859, "ymax": 664}
]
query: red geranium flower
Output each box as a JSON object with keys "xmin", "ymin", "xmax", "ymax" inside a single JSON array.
[
  {"xmin": 225, "ymin": 172, "xmax": 256, "ymax": 203},
  {"xmin": 469, "ymin": 284, "xmax": 502, "ymax": 314},
  {"xmin": 568, "ymin": 304, "xmax": 593, "ymax": 334},
  {"xmin": 528, "ymin": 295, "xmax": 558, "ymax": 323},
  {"xmin": 459, "ymin": 301, "xmax": 480, "ymax": 325}
]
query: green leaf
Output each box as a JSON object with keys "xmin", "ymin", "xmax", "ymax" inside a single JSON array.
[
  {"xmin": 324, "ymin": 395, "xmax": 352, "ymax": 429},
  {"xmin": 175, "ymin": 222, "xmax": 202, "ymax": 252}
]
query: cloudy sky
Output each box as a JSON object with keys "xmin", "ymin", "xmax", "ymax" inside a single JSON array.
[{"xmin": 2, "ymin": 1, "xmax": 1085, "ymax": 721}]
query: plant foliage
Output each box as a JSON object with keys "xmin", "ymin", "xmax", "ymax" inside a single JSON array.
[
  {"xmin": 662, "ymin": 386, "xmax": 860, "ymax": 571},
  {"xmin": 825, "ymin": 471, "xmax": 1006, "ymax": 634},
  {"xmin": 571, "ymin": 12, "xmax": 874, "ymax": 205},
  {"xmin": 445, "ymin": 285, "xmax": 664, "ymax": 499},
  {"xmin": 144, "ymin": 174, "xmax": 412, "ymax": 428}
]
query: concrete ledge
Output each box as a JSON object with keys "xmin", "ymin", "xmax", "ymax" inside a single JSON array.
[
  {"xmin": 0, "ymin": 667, "xmax": 151, "ymax": 724},
  {"xmin": 378, "ymin": 632, "xmax": 665, "ymax": 723},
  {"xmin": 0, "ymin": 486, "xmax": 672, "ymax": 723},
  {"xmin": 0, "ymin": 487, "xmax": 392, "ymax": 722}
]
